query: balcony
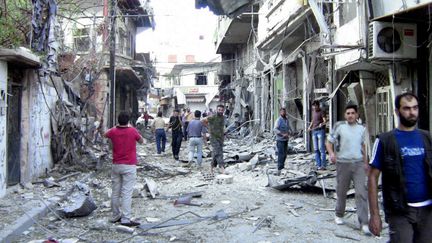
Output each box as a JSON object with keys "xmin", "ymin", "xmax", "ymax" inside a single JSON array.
[
  {"xmin": 256, "ymin": 0, "xmax": 310, "ymax": 49},
  {"xmin": 214, "ymin": 7, "xmax": 259, "ymax": 54}
]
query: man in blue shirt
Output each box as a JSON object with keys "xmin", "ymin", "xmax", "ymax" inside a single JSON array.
[
  {"xmin": 369, "ymin": 92, "xmax": 432, "ymax": 242},
  {"xmin": 274, "ymin": 108, "xmax": 291, "ymax": 175},
  {"xmin": 187, "ymin": 110, "xmax": 206, "ymax": 167}
]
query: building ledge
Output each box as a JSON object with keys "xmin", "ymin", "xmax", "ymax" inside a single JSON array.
[{"xmin": 0, "ymin": 48, "xmax": 40, "ymax": 68}]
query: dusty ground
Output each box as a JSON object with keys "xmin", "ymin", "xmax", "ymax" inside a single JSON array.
[{"xmin": 2, "ymin": 133, "xmax": 389, "ymax": 243}]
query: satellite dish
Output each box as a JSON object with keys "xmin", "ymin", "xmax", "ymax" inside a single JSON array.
[{"xmin": 377, "ymin": 27, "xmax": 402, "ymax": 53}]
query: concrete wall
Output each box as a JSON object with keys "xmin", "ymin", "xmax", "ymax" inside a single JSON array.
[
  {"xmin": 334, "ymin": 4, "xmax": 363, "ymax": 70},
  {"xmin": 371, "ymin": 0, "xmax": 432, "ymax": 18},
  {"xmin": 22, "ymin": 74, "xmax": 56, "ymax": 182},
  {"xmin": 257, "ymin": 0, "xmax": 304, "ymax": 45},
  {"xmin": 0, "ymin": 61, "xmax": 7, "ymax": 197}
]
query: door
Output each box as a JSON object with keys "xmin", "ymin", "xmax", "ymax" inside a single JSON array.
[{"xmin": 7, "ymin": 85, "xmax": 21, "ymax": 185}]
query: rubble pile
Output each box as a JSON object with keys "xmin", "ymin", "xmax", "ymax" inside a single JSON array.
[{"xmin": 51, "ymin": 100, "xmax": 107, "ymax": 172}]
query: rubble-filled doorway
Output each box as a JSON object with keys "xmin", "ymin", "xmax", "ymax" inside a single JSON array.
[{"xmin": 6, "ymin": 85, "xmax": 21, "ymax": 185}]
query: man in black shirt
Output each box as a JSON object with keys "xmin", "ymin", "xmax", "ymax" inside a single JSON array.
[{"xmin": 167, "ymin": 109, "xmax": 183, "ymax": 162}]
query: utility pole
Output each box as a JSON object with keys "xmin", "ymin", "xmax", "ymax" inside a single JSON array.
[{"xmin": 109, "ymin": 0, "xmax": 116, "ymax": 127}]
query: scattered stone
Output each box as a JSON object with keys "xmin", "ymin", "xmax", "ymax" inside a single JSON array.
[
  {"xmin": 92, "ymin": 219, "xmax": 109, "ymax": 230},
  {"xmin": 133, "ymin": 183, "xmax": 145, "ymax": 198},
  {"xmin": 144, "ymin": 178, "xmax": 159, "ymax": 198},
  {"xmin": 146, "ymin": 217, "xmax": 160, "ymax": 223},
  {"xmin": 215, "ymin": 174, "xmax": 233, "ymax": 184},
  {"xmin": 116, "ymin": 225, "xmax": 135, "ymax": 234},
  {"xmin": 57, "ymin": 182, "xmax": 97, "ymax": 218}
]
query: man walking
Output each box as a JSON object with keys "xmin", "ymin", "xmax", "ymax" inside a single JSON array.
[
  {"xmin": 206, "ymin": 104, "xmax": 226, "ymax": 174},
  {"xmin": 167, "ymin": 109, "xmax": 183, "ymax": 162},
  {"xmin": 308, "ymin": 100, "xmax": 327, "ymax": 170},
  {"xmin": 152, "ymin": 111, "xmax": 166, "ymax": 156},
  {"xmin": 369, "ymin": 92, "xmax": 432, "ymax": 242},
  {"xmin": 326, "ymin": 104, "xmax": 370, "ymax": 235},
  {"xmin": 187, "ymin": 110, "xmax": 206, "ymax": 167},
  {"xmin": 141, "ymin": 111, "xmax": 153, "ymax": 128},
  {"xmin": 274, "ymin": 108, "xmax": 291, "ymax": 175},
  {"xmin": 102, "ymin": 111, "xmax": 143, "ymax": 227}
]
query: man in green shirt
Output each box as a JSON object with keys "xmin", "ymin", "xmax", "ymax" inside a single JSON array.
[{"xmin": 205, "ymin": 104, "xmax": 226, "ymax": 174}]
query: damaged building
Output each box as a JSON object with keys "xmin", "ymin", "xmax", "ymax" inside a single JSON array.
[
  {"xmin": 59, "ymin": 0, "xmax": 155, "ymax": 125},
  {"xmin": 209, "ymin": 0, "xmax": 432, "ymax": 151}
]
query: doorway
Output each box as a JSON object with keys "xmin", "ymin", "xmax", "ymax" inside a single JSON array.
[{"xmin": 7, "ymin": 85, "xmax": 21, "ymax": 185}]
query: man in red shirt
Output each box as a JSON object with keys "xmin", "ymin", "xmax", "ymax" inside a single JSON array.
[{"xmin": 103, "ymin": 111, "xmax": 143, "ymax": 227}]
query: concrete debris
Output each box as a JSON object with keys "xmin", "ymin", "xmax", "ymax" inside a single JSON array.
[
  {"xmin": 57, "ymin": 182, "xmax": 97, "ymax": 218},
  {"xmin": 116, "ymin": 225, "xmax": 135, "ymax": 234},
  {"xmin": 173, "ymin": 195, "xmax": 201, "ymax": 206},
  {"xmin": 144, "ymin": 178, "xmax": 159, "ymax": 198},
  {"xmin": 215, "ymin": 174, "xmax": 233, "ymax": 184},
  {"xmin": 43, "ymin": 177, "xmax": 61, "ymax": 188},
  {"xmin": 146, "ymin": 217, "xmax": 161, "ymax": 223},
  {"xmin": 133, "ymin": 183, "xmax": 145, "ymax": 198},
  {"xmin": 252, "ymin": 216, "xmax": 273, "ymax": 233}
]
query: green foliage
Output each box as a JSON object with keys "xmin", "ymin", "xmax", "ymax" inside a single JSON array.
[{"xmin": 0, "ymin": 0, "xmax": 32, "ymax": 48}]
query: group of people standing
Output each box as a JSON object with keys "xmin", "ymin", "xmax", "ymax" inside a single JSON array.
[
  {"xmin": 148, "ymin": 105, "xmax": 227, "ymax": 173},
  {"xmin": 274, "ymin": 92, "xmax": 432, "ymax": 241}
]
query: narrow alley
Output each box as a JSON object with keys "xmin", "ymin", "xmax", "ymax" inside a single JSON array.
[{"xmin": 1, "ymin": 0, "xmax": 432, "ymax": 242}]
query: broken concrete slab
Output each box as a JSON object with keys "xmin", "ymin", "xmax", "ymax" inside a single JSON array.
[
  {"xmin": 144, "ymin": 178, "xmax": 159, "ymax": 199},
  {"xmin": 215, "ymin": 174, "xmax": 233, "ymax": 184},
  {"xmin": 57, "ymin": 182, "xmax": 97, "ymax": 218}
]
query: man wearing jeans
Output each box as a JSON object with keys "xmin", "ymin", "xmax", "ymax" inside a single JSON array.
[
  {"xmin": 103, "ymin": 111, "xmax": 143, "ymax": 227},
  {"xmin": 187, "ymin": 110, "xmax": 206, "ymax": 167},
  {"xmin": 308, "ymin": 100, "xmax": 327, "ymax": 170},
  {"xmin": 326, "ymin": 104, "xmax": 370, "ymax": 235},
  {"xmin": 274, "ymin": 108, "xmax": 291, "ymax": 175},
  {"xmin": 152, "ymin": 111, "xmax": 166, "ymax": 155}
]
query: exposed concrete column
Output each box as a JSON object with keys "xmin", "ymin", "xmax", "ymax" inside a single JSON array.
[
  {"xmin": 0, "ymin": 61, "xmax": 7, "ymax": 197},
  {"xmin": 302, "ymin": 55, "xmax": 310, "ymax": 150},
  {"xmin": 254, "ymin": 76, "xmax": 261, "ymax": 129},
  {"xmin": 359, "ymin": 70, "xmax": 377, "ymax": 156},
  {"xmin": 19, "ymin": 70, "xmax": 33, "ymax": 185},
  {"xmin": 261, "ymin": 73, "xmax": 269, "ymax": 131}
]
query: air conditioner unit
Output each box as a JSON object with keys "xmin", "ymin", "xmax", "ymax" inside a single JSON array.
[{"xmin": 368, "ymin": 21, "xmax": 417, "ymax": 60}]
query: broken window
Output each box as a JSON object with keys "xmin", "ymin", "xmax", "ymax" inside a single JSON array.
[
  {"xmin": 73, "ymin": 27, "xmax": 90, "ymax": 52},
  {"xmin": 195, "ymin": 73, "xmax": 207, "ymax": 85},
  {"xmin": 338, "ymin": 2, "xmax": 356, "ymax": 26}
]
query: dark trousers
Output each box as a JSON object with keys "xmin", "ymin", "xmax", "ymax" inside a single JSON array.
[
  {"xmin": 183, "ymin": 122, "xmax": 189, "ymax": 140},
  {"xmin": 171, "ymin": 130, "xmax": 183, "ymax": 159},
  {"xmin": 155, "ymin": 129, "xmax": 166, "ymax": 154},
  {"xmin": 387, "ymin": 205, "xmax": 432, "ymax": 243},
  {"xmin": 276, "ymin": 140, "xmax": 288, "ymax": 170}
]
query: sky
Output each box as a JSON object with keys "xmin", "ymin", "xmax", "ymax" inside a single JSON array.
[{"xmin": 136, "ymin": 0, "xmax": 220, "ymax": 70}]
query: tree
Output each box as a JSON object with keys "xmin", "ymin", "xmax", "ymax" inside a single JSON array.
[{"xmin": 0, "ymin": 0, "xmax": 32, "ymax": 48}]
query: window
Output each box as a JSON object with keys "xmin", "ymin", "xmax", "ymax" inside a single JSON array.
[
  {"xmin": 73, "ymin": 27, "xmax": 90, "ymax": 52},
  {"xmin": 339, "ymin": 2, "xmax": 357, "ymax": 26},
  {"xmin": 195, "ymin": 73, "xmax": 207, "ymax": 85}
]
